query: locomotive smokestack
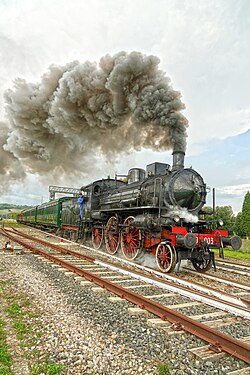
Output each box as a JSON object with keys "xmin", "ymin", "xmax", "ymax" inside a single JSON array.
[{"xmin": 172, "ymin": 151, "xmax": 185, "ymax": 172}]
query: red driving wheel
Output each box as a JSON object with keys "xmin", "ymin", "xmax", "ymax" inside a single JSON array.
[
  {"xmin": 92, "ymin": 226, "xmax": 103, "ymax": 249},
  {"xmin": 121, "ymin": 216, "xmax": 141, "ymax": 260},
  {"xmin": 105, "ymin": 216, "xmax": 120, "ymax": 254}
]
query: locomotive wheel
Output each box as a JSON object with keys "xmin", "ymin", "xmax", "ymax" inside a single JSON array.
[
  {"xmin": 191, "ymin": 258, "xmax": 213, "ymax": 273},
  {"xmin": 156, "ymin": 243, "xmax": 177, "ymax": 273},
  {"xmin": 105, "ymin": 216, "xmax": 120, "ymax": 254},
  {"xmin": 92, "ymin": 226, "xmax": 103, "ymax": 249},
  {"xmin": 121, "ymin": 216, "xmax": 141, "ymax": 260}
]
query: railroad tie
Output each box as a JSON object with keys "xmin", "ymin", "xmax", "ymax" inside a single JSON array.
[
  {"xmin": 189, "ymin": 336, "xmax": 250, "ymax": 363},
  {"xmin": 128, "ymin": 307, "xmax": 150, "ymax": 315}
]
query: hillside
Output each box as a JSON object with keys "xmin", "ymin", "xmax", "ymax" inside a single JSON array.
[
  {"xmin": 0, "ymin": 203, "xmax": 31, "ymax": 210},
  {"xmin": 0, "ymin": 203, "xmax": 31, "ymax": 218}
]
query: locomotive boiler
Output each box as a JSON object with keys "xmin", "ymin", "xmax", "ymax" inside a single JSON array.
[{"xmin": 99, "ymin": 151, "xmax": 206, "ymax": 217}]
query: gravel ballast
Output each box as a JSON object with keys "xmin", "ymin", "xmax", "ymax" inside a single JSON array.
[{"xmin": 0, "ymin": 236, "xmax": 249, "ymax": 374}]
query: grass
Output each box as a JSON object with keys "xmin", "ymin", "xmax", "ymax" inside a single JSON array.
[
  {"xmin": 5, "ymin": 302, "xmax": 34, "ymax": 344},
  {"xmin": 0, "ymin": 220, "xmax": 23, "ymax": 229},
  {"xmin": 221, "ymin": 249, "xmax": 250, "ymax": 260},
  {"xmin": 0, "ymin": 319, "xmax": 12, "ymax": 375},
  {"xmin": 0, "ymin": 281, "xmax": 65, "ymax": 375},
  {"xmin": 6, "ymin": 304, "xmax": 24, "ymax": 317},
  {"xmin": 30, "ymin": 363, "xmax": 65, "ymax": 375},
  {"xmin": 157, "ymin": 361, "xmax": 170, "ymax": 375},
  {"xmin": 214, "ymin": 239, "xmax": 250, "ymax": 261}
]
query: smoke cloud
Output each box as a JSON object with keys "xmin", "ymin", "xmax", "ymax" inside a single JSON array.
[
  {"xmin": 0, "ymin": 121, "xmax": 26, "ymax": 194},
  {"xmin": 2, "ymin": 51, "xmax": 188, "ymax": 187}
]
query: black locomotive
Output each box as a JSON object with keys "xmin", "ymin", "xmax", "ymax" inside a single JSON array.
[
  {"xmin": 18, "ymin": 151, "xmax": 242, "ymax": 273},
  {"xmin": 60, "ymin": 151, "xmax": 241, "ymax": 272}
]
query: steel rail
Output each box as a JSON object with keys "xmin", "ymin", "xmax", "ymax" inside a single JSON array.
[
  {"xmin": 183, "ymin": 267, "xmax": 250, "ymax": 291},
  {"xmin": 1, "ymin": 228, "xmax": 250, "ymax": 364},
  {"xmin": 94, "ymin": 261, "xmax": 250, "ymax": 312},
  {"xmin": 216, "ymin": 265, "xmax": 250, "ymax": 276},
  {"xmin": 13, "ymin": 227, "xmax": 250, "ymax": 290},
  {"xmin": 5, "ymin": 228, "xmax": 250, "ymax": 314},
  {"xmin": 4, "ymin": 228, "xmax": 95, "ymax": 262},
  {"xmin": 216, "ymin": 259, "xmax": 250, "ymax": 270}
]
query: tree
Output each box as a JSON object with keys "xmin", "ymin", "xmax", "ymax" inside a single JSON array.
[
  {"xmin": 214, "ymin": 206, "xmax": 236, "ymax": 235},
  {"xmin": 235, "ymin": 212, "xmax": 245, "ymax": 237},
  {"xmin": 241, "ymin": 191, "xmax": 250, "ymax": 239}
]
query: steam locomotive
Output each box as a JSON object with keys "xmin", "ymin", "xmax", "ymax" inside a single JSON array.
[{"xmin": 17, "ymin": 151, "xmax": 242, "ymax": 273}]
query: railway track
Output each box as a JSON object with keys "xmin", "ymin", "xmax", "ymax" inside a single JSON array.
[
  {"xmin": 1, "ymin": 227, "xmax": 250, "ymax": 366},
  {"xmin": 215, "ymin": 259, "xmax": 250, "ymax": 277},
  {"xmin": 21, "ymin": 226, "xmax": 250, "ymax": 295},
  {"xmin": 4, "ymin": 228, "xmax": 250, "ymax": 314}
]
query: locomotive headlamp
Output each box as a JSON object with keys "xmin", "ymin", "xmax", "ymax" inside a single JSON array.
[
  {"xmin": 173, "ymin": 215, "xmax": 180, "ymax": 223},
  {"xmin": 218, "ymin": 219, "xmax": 224, "ymax": 226}
]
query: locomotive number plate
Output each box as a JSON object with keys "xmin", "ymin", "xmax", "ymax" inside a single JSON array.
[{"xmin": 203, "ymin": 236, "xmax": 215, "ymax": 245}]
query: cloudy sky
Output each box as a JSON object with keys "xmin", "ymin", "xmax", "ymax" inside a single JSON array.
[{"xmin": 0, "ymin": 0, "xmax": 249, "ymax": 213}]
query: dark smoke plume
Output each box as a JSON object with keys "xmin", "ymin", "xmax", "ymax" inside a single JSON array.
[{"xmin": 2, "ymin": 51, "xmax": 188, "ymax": 186}]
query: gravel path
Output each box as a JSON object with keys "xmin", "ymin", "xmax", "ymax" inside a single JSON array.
[{"xmin": 0, "ymin": 241, "xmax": 249, "ymax": 374}]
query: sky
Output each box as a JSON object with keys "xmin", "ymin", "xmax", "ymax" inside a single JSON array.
[{"xmin": 0, "ymin": 0, "xmax": 249, "ymax": 213}]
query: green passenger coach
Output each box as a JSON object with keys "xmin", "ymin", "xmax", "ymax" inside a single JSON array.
[
  {"xmin": 21, "ymin": 207, "xmax": 37, "ymax": 223},
  {"xmin": 36, "ymin": 197, "xmax": 72, "ymax": 228}
]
